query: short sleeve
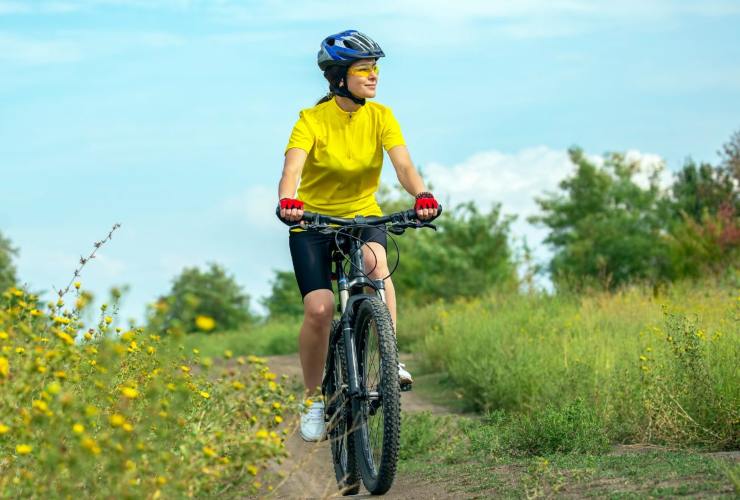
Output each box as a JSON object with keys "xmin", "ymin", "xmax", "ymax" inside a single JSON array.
[
  {"xmin": 285, "ymin": 111, "xmax": 314, "ymax": 154},
  {"xmin": 381, "ymin": 107, "xmax": 406, "ymax": 151}
]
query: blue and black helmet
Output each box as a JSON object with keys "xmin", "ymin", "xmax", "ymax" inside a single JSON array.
[{"xmin": 317, "ymin": 30, "xmax": 385, "ymax": 71}]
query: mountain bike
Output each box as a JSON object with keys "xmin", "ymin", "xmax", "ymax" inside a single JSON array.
[{"xmin": 278, "ymin": 208, "xmax": 440, "ymax": 495}]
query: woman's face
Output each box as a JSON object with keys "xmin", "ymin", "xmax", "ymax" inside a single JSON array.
[{"xmin": 345, "ymin": 58, "xmax": 379, "ymax": 99}]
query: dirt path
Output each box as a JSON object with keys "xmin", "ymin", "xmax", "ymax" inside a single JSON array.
[{"xmin": 265, "ymin": 353, "xmax": 455, "ymax": 499}]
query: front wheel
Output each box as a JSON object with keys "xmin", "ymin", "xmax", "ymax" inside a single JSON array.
[
  {"xmin": 353, "ymin": 298, "xmax": 401, "ymax": 495},
  {"xmin": 325, "ymin": 320, "xmax": 360, "ymax": 495}
]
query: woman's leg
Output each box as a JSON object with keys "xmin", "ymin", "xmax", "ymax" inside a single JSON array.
[
  {"xmin": 299, "ymin": 289, "xmax": 335, "ymax": 394},
  {"xmin": 363, "ymin": 241, "xmax": 396, "ymax": 329}
]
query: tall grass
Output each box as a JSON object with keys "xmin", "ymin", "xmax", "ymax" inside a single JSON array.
[{"xmin": 398, "ymin": 282, "xmax": 739, "ymax": 449}]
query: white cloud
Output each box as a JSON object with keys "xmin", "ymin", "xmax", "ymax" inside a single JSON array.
[
  {"xmin": 0, "ymin": 34, "xmax": 81, "ymax": 64},
  {"xmin": 426, "ymin": 146, "xmax": 573, "ymax": 221},
  {"xmin": 0, "ymin": 30, "xmax": 186, "ymax": 65},
  {"xmin": 424, "ymin": 146, "xmax": 669, "ymax": 269},
  {"xmin": 221, "ymin": 185, "xmax": 281, "ymax": 231}
]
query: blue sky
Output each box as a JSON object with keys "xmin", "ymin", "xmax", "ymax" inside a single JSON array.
[{"xmin": 2, "ymin": 0, "xmax": 739, "ymax": 323}]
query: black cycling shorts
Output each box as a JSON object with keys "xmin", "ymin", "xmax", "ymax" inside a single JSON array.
[{"xmin": 289, "ymin": 227, "xmax": 387, "ymax": 299}]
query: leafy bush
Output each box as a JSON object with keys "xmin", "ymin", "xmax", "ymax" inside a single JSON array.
[
  {"xmin": 0, "ymin": 231, "xmax": 17, "ymax": 292},
  {"xmin": 0, "ymin": 285, "xmax": 296, "ymax": 498},
  {"xmin": 148, "ymin": 263, "xmax": 256, "ymax": 334}
]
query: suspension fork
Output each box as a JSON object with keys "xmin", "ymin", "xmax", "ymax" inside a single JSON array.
[{"xmin": 341, "ymin": 312, "xmax": 362, "ymax": 402}]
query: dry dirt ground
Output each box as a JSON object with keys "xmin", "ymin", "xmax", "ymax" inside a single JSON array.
[{"xmin": 264, "ymin": 354, "xmax": 456, "ymax": 499}]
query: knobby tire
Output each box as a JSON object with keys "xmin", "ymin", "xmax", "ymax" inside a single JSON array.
[{"xmin": 353, "ymin": 298, "xmax": 401, "ymax": 495}]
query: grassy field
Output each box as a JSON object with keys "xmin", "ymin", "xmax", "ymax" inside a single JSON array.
[
  {"xmin": 397, "ymin": 281, "xmax": 739, "ymax": 450},
  {"xmin": 183, "ymin": 317, "xmax": 301, "ymax": 358},
  {"xmin": 155, "ymin": 281, "xmax": 739, "ymax": 495},
  {"xmin": 399, "ymin": 412, "xmax": 739, "ymax": 498}
]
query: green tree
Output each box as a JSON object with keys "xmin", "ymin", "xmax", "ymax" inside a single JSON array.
[
  {"xmin": 261, "ymin": 270, "xmax": 304, "ymax": 319},
  {"xmin": 529, "ymin": 147, "xmax": 670, "ymax": 290},
  {"xmin": 148, "ymin": 263, "xmax": 255, "ymax": 333},
  {"xmin": 0, "ymin": 231, "xmax": 18, "ymax": 292},
  {"xmin": 719, "ymin": 128, "xmax": 740, "ymax": 186},
  {"xmin": 670, "ymin": 159, "xmax": 737, "ymax": 221},
  {"xmin": 378, "ymin": 185, "xmax": 517, "ymax": 303}
]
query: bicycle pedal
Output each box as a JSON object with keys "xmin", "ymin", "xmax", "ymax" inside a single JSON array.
[{"xmin": 400, "ymin": 383, "xmax": 412, "ymax": 392}]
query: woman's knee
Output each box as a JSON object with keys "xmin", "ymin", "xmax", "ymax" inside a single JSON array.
[
  {"xmin": 303, "ymin": 290, "xmax": 334, "ymax": 324},
  {"xmin": 363, "ymin": 243, "xmax": 389, "ymax": 278}
]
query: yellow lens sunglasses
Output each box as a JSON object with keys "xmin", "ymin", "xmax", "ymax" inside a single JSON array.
[{"xmin": 347, "ymin": 64, "xmax": 379, "ymax": 77}]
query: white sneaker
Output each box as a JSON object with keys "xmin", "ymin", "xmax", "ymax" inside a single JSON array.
[
  {"xmin": 300, "ymin": 399, "xmax": 326, "ymax": 442},
  {"xmin": 398, "ymin": 363, "xmax": 413, "ymax": 386}
]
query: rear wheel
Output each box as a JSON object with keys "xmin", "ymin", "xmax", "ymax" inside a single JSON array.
[
  {"xmin": 325, "ymin": 320, "xmax": 360, "ymax": 495},
  {"xmin": 353, "ymin": 298, "xmax": 400, "ymax": 495}
]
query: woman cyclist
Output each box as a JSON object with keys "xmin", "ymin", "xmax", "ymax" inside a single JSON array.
[{"xmin": 277, "ymin": 30, "xmax": 439, "ymax": 442}]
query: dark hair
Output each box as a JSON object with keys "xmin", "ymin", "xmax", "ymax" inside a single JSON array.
[{"xmin": 316, "ymin": 65, "xmax": 346, "ymax": 105}]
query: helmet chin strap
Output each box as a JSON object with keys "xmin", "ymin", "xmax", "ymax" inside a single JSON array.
[{"xmin": 330, "ymin": 70, "xmax": 366, "ymax": 106}]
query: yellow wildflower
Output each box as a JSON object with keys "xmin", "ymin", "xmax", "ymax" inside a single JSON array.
[
  {"xmin": 74, "ymin": 281, "xmax": 81, "ymax": 289},
  {"xmin": 274, "ymin": 416, "xmax": 283, "ymax": 424},
  {"xmin": 16, "ymin": 444, "xmax": 32, "ymax": 455},
  {"xmin": 121, "ymin": 387, "xmax": 139, "ymax": 399},
  {"xmin": 81, "ymin": 437, "xmax": 101, "ymax": 455},
  {"xmin": 224, "ymin": 349, "xmax": 233, "ymax": 359},
  {"xmin": 0, "ymin": 357, "xmax": 8, "ymax": 378},
  {"xmin": 199, "ymin": 391, "xmax": 210, "ymax": 399},
  {"xmin": 72, "ymin": 423, "xmax": 85, "ymax": 434},
  {"xmin": 104, "ymin": 316, "xmax": 113, "ymax": 324},
  {"xmin": 54, "ymin": 370, "xmax": 67, "ymax": 379},
  {"xmin": 194, "ymin": 315, "xmax": 216, "ymax": 332},
  {"xmin": 246, "ymin": 465, "xmax": 258, "ymax": 476},
  {"xmin": 231, "ymin": 381, "xmax": 245, "ymax": 390},
  {"xmin": 0, "ymin": 423, "xmax": 10, "ymax": 434},
  {"xmin": 56, "ymin": 331, "xmax": 74, "ymax": 345},
  {"xmin": 123, "ymin": 423, "xmax": 134, "ymax": 432},
  {"xmin": 272, "ymin": 402, "xmax": 282, "ymax": 410},
  {"xmin": 32, "ymin": 400, "xmax": 49, "ymax": 412},
  {"xmin": 110, "ymin": 414, "xmax": 126, "ymax": 427},
  {"xmin": 202, "ymin": 446, "xmax": 217, "ymax": 458},
  {"xmin": 0, "ymin": 331, "xmax": 7, "ymax": 340}
]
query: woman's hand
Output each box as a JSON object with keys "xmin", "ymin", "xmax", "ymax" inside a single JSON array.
[
  {"xmin": 414, "ymin": 192, "xmax": 439, "ymax": 220},
  {"xmin": 279, "ymin": 198, "xmax": 304, "ymax": 222}
]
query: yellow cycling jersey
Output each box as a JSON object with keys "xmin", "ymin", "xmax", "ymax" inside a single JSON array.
[{"xmin": 285, "ymin": 97, "xmax": 406, "ymax": 218}]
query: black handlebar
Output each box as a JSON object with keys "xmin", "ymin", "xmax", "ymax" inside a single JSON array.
[{"xmin": 275, "ymin": 206, "xmax": 443, "ymax": 230}]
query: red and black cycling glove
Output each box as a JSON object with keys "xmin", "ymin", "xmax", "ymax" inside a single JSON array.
[
  {"xmin": 279, "ymin": 198, "xmax": 304, "ymax": 211},
  {"xmin": 414, "ymin": 192, "xmax": 439, "ymax": 212}
]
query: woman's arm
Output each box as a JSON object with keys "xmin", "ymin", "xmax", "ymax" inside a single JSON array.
[
  {"xmin": 387, "ymin": 145, "xmax": 426, "ymax": 196},
  {"xmin": 387, "ymin": 145, "xmax": 439, "ymax": 219},
  {"xmin": 278, "ymin": 148, "xmax": 308, "ymax": 221}
]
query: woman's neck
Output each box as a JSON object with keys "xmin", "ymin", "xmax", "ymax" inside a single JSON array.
[{"xmin": 334, "ymin": 95, "xmax": 362, "ymax": 113}]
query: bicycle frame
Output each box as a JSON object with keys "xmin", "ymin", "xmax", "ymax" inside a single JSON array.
[{"xmin": 329, "ymin": 229, "xmax": 386, "ymax": 407}]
